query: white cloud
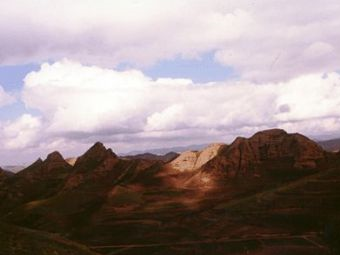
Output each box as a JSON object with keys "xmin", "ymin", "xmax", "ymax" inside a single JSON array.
[
  {"xmin": 0, "ymin": 1, "xmax": 251, "ymax": 67},
  {"xmin": 10, "ymin": 60, "xmax": 339, "ymax": 155},
  {"xmin": 1, "ymin": 0, "xmax": 340, "ymax": 163},
  {"xmin": 1, "ymin": 114, "xmax": 41, "ymax": 149},
  {"xmin": 0, "ymin": 0, "xmax": 339, "ymax": 81},
  {"xmin": 214, "ymin": 0, "xmax": 340, "ymax": 82},
  {"xmin": 303, "ymin": 42, "xmax": 334, "ymax": 59}
]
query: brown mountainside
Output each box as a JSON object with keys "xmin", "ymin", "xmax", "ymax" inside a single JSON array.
[
  {"xmin": 1, "ymin": 129, "xmax": 339, "ymax": 254},
  {"xmin": 202, "ymin": 129, "xmax": 327, "ymax": 178}
]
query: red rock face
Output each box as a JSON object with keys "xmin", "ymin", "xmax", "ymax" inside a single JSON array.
[
  {"xmin": 203, "ymin": 129, "xmax": 325, "ymax": 177},
  {"xmin": 62, "ymin": 142, "xmax": 163, "ymax": 192},
  {"xmin": 17, "ymin": 151, "xmax": 71, "ymax": 181},
  {"xmin": 0, "ymin": 151, "xmax": 72, "ymax": 212},
  {"xmin": 63, "ymin": 142, "xmax": 118, "ymax": 190},
  {"xmin": 45, "ymin": 151, "xmax": 65, "ymax": 162},
  {"xmin": 73, "ymin": 142, "xmax": 117, "ymax": 169}
]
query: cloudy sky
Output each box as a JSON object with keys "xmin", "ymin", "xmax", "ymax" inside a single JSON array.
[{"xmin": 1, "ymin": 0, "xmax": 340, "ymax": 164}]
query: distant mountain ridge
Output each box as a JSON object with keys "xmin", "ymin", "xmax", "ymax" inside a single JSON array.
[
  {"xmin": 2, "ymin": 137, "xmax": 339, "ymax": 173},
  {"xmin": 122, "ymin": 143, "xmax": 211, "ymax": 156},
  {"xmin": 1, "ymin": 165, "xmax": 26, "ymax": 173},
  {"xmin": 123, "ymin": 151, "xmax": 179, "ymax": 163},
  {"xmin": 318, "ymin": 137, "xmax": 340, "ymax": 152}
]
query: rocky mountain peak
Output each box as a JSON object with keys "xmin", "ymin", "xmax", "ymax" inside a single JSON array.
[
  {"xmin": 202, "ymin": 129, "xmax": 326, "ymax": 177},
  {"xmin": 252, "ymin": 128, "xmax": 287, "ymax": 138},
  {"xmin": 45, "ymin": 151, "xmax": 65, "ymax": 163},
  {"xmin": 84, "ymin": 142, "xmax": 107, "ymax": 156},
  {"xmin": 106, "ymin": 148, "xmax": 117, "ymax": 158},
  {"xmin": 74, "ymin": 142, "xmax": 117, "ymax": 168}
]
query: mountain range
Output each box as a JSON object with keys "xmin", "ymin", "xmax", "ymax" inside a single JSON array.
[
  {"xmin": 0, "ymin": 129, "xmax": 339, "ymax": 254},
  {"xmin": 2, "ymin": 136, "xmax": 340, "ymax": 173}
]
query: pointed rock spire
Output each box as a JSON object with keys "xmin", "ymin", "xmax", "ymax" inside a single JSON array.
[
  {"xmin": 84, "ymin": 142, "xmax": 107, "ymax": 157},
  {"xmin": 45, "ymin": 151, "xmax": 65, "ymax": 163},
  {"xmin": 74, "ymin": 141, "xmax": 117, "ymax": 167}
]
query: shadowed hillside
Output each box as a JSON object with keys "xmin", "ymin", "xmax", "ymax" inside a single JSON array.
[
  {"xmin": 0, "ymin": 222, "xmax": 99, "ymax": 255},
  {"xmin": 0, "ymin": 129, "xmax": 339, "ymax": 254}
]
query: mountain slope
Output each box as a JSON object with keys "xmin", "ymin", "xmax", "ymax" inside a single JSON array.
[
  {"xmin": 0, "ymin": 151, "xmax": 72, "ymax": 213},
  {"xmin": 3, "ymin": 142, "xmax": 167, "ymax": 240},
  {"xmin": 202, "ymin": 129, "xmax": 327, "ymax": 179},
  {"xmin": 0, "ymin": 129, "xmax": 339, "ymax": 254},
  {"xmin": 0, "ymin": 167, "xmax": 13, "ymax": 179},
  {"xmin": 0, "ymin": 222, "xmax": 99, "ymax": 255}
]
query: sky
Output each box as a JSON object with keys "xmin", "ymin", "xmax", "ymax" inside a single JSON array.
[{"xmin": 1, "ymin": 0, "xmax": 340, "ymax": 164}]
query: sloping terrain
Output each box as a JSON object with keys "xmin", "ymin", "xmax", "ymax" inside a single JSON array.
[
  {"xmin": 0, "ymin": 222, "xmax": 99, "ymax": 255},
  {"xmin": 90, "ymin": 164, "xmax": 339, "ymax": 255},
  {"xmin": 0, "ymin": 129, "xmax": 339, "ymax": 254},
  {"xmin": 0, "ymin": 167, "xmax": 13, "ymax": 179},
  {"xmin": 0, "ymin": 152, "xmax": 72, "ymax": 214}
]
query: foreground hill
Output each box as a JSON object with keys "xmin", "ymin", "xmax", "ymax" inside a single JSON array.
[
  {"xmin": 92, "ymin": 162, "xmax": 339, "ymax": 255},
  {"xmin": 0, "ymin": 222, "xmax": 99, "ymax": 255},
  {"xmin": 0, "ymin": 129, "xmax": 339, "ymax": 254}
]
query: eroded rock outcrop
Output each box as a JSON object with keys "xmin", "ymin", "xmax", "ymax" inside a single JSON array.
[
  {"xmin": 203, "ymin": 129, "xmax": 326, "ymax": 177},
  {"xmin": 168, "ymin": 143, "xmax": 225, "ymax": 172}
]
